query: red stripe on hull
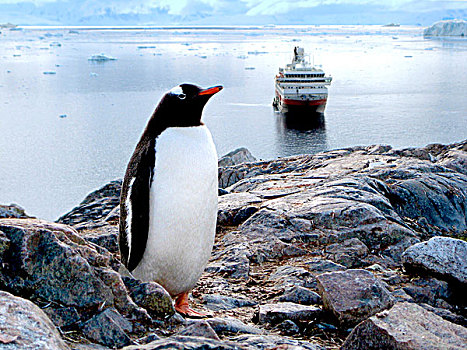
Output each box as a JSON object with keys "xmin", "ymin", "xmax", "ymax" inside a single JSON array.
[{"xmin": 282, "ymin": 98, "xmax": 327, "ymax": 106}]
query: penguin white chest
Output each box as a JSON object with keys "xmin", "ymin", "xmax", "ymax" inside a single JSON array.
[{"xmin": 132, "ymin": 125, "xmax": 218, "ymax": 296}]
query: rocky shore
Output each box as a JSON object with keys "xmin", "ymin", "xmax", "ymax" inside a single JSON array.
[{"xmin": 1, "ymin": 141, "xmax": 466, "ymax": 349}]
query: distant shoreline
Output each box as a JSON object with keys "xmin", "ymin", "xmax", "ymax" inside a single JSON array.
[{"xmin": 14, "ymin": 24, "xmax": 423, "ymax": 31}]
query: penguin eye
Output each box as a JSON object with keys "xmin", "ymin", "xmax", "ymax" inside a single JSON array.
[{"xmin": 178, "ymin": 93, "xmax": 186, "ymax": 100}]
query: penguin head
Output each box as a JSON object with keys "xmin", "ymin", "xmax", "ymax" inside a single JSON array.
[{"xmin": 154, "ymin": 83, "xmax": 222, "ymax": 128}]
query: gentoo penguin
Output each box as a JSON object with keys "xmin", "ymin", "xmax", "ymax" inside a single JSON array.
[{"xmin": 119, "ymin": 83, "xmax": 222, "ymax": 316}]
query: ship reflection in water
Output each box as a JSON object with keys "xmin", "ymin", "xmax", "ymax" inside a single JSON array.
[{"xmin": 275, "ymin": 111, "xmax": 328, "ymax": 157}]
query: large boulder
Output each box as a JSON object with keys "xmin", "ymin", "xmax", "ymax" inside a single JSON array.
[
  {"xmin": 0, "ymin": 219, "xmax": 171, "ymax": 345},
  {"xmin": 218, "ymin": 147, "xmax": 257, "ymax": 168},
  {"xmin": 402, "ymin": 236, "xmax": 467, "ymax": 286},
  {"xmin": 341, "ymin": 302, "xmax": 467, "ymax": 349},
  {"xmin": 56, "ymin": 180, "xmax": 122, "ymax": 229},
  {"xmin": 0, "ymin": 291, "xmax": 68, "ymax": 350},
  {"xmin": 316, "ymin": 269, "xmax": 394, "ymax": 325},
  {"xmin": 0, "ymin": 204, "xmax": 31, "ymax": 219},
  {"xmin": 0, "ymin": 219, "xmax": 115, "ymax": 309}
]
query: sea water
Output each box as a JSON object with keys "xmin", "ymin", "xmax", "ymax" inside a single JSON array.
[{"xmin": 0, "ymin": 25, "xmax": 466, "ymax": 220}]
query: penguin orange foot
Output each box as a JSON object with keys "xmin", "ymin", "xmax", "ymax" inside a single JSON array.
[{"xmin": 174, "ymin": 292, "xmax": 210, "ymax": 318}]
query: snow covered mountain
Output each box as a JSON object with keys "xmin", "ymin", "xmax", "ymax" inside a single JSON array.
[{"xmin": 0, "ymin": 0, "xmax": 466, "ymax": 26}]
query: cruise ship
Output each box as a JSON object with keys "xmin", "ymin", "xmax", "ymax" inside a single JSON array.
[{"xmin": 273, "ymin": 47, "xmax": 332, "ymax": 115}]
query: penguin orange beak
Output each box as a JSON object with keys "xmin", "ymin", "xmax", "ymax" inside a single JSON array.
[{"xmin": 199, "ymin": 85, "xmax": 223, "ymax": 96}]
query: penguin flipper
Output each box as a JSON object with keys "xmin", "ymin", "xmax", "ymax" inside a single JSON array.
[{"xmin": 119, "ymin": 138, "xmax": 155, "ymax": 272}]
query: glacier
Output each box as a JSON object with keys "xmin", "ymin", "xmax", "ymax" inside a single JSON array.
[{"xmin": 424, "ymin": 19, "xmax": 467, "ymax": 37}]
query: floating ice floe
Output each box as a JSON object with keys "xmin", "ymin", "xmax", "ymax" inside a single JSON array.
[
  {"xmin": 88, "ymin": 54, "xmax": 117, "ymax": 62},
  {"xmin": 44, "ymin": 33, "xmax": 63, "ymax": 38},
  {"xmin": 248, "ymin": 50, "xmax": 268, "ymax": 55},
  {"xmin": 424, "ymin": 19, "xmax": 467, "ymax": 37},
  {"xmin": 137, "ymin": 45, "xmax": 156, "ymax": 49}
]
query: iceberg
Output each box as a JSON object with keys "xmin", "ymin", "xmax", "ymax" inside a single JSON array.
[
  {"xmin": 88, "ymin": 54, "xmax": 117, "ymax": 62},
  {"xmin": 424, "ymin": 19, "xmax": 467, "ymax": 37}
]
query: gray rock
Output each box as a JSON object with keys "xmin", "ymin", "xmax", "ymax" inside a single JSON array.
[
  {"xmin": 305, "ymin": 258, "xmax": 346, "ymax": 273},
  {"xmin": 402, "ymin": 236, "xmax": 467, "ymax": 286},
  {"xmin": 43, "ymin": 306, "xmax": 81, "ymax": 328},
  {"xmin": 135, "ymin": 333, "xmax": 161, "ymax": 345},
  {"xmin": 419, "ymin": 303, "xmax": 467, "ymax": 327},
  {"xmin": 0, "ymin": 229, "xmax": 10, "ymax": 260},
  {"xmin": 82, "ymin": 225, "xmax": 119, "ymax": 253},
  {"xmin": 316, "ymin": 269, "xmax": 395, "ymax": 325},
  {"xmin": 0, "ymin": 203, "xmax": 31, "ymax": 219},
  {"xmin": 238, "ymin": 209, "xmax": 310, "ymax": 263},
  {"xmin": 0, "ymin": 218, "xmax": 156, "ymax": 345},
  {"xmin": 278, "ymin": 286, "xmax": 322, "ymax": 305},
  {"xmin": 341, "ymin": 302, "xmax": 467, "ymax": 350},
  {"xmin": 218, "ymin": 147, "xmax": 257, "ymax": 168},
  {"xmin": 206, "ymin": 244, "xmax": 250, "ymax": 279},
  {"xmin": 178, "ymin": 320, "xmax": 220, "ymax": 340},
  {"xmin": 0, "ymin": 291, "xmax": 68, "ymax": 349},
  {"xmin": 217, "ymin": 192, "xmax": 262, "ymax": 226},
  {"xmin": 382, "ymin": 236, "xmax": 421, "ymax": 264},
  {"xmin": 391, "ymin": 288, "xmax": 414, "ymax": 303},
  {"xmin": 122, "ymin": 277, "xmax": 174, "ymax": 319},
  {"xmin": 206, "ymin": 317, "xmax": 263, "ymax": 335},
  {"xmin": 269, "ymin": 265, "xmax": 317, "ymax": 289},
  {"xmin": 81, "ymin": 307, "xmax": 132, "ymax": 348},
  {"xmin": 325, "ymin": 238, "xmax": 369, "ymax": 268},
  {"xmin": 231, "ymin": 334, "xmax": 324, "ymax": 350},
  {"xmin": 277, "ymin": 320, "xmax": 300, "ymax": 335},
  {"xmin": 57, "ymin": 180, "xmax": 122, "ymax": 229},
  {"xmin": 202, "ymin": 294, "xmax": 257, "ymax": 311},
  {"xmin": 438, "ymin": 149, "xmax": 467, "ymax": 175},
  {"xmin": 103, "ymin": 205, "xmax": 120, "ymax": 224},
  {"xmin": 0, "ymin": 219, "xmax": 114, "ymax": 310},
  {"xmin": 402, "ymin": 277, "xmax": 452, "ymax": 307},
  {"xmin": 122, "ymin": 335, "xmax": 247, "ymax": 349},
  {"xmin": 216, "ymin": 142, "xmax": 467, "ymax": 258},
  {"xmin": 258, "ymin": 302, "xmax": 321, "ymax": 325},
  {"xmin": 94, "ymin": 267, "xmax": 153, "ymax": 324},
  {"xmin": 387, "ymin": 171, "xmax": 467, "ymax": 233}
]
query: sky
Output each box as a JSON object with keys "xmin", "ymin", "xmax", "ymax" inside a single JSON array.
[{"xmin": 0, "ymin": 0, "xmax": 466, "ymax": 25}]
